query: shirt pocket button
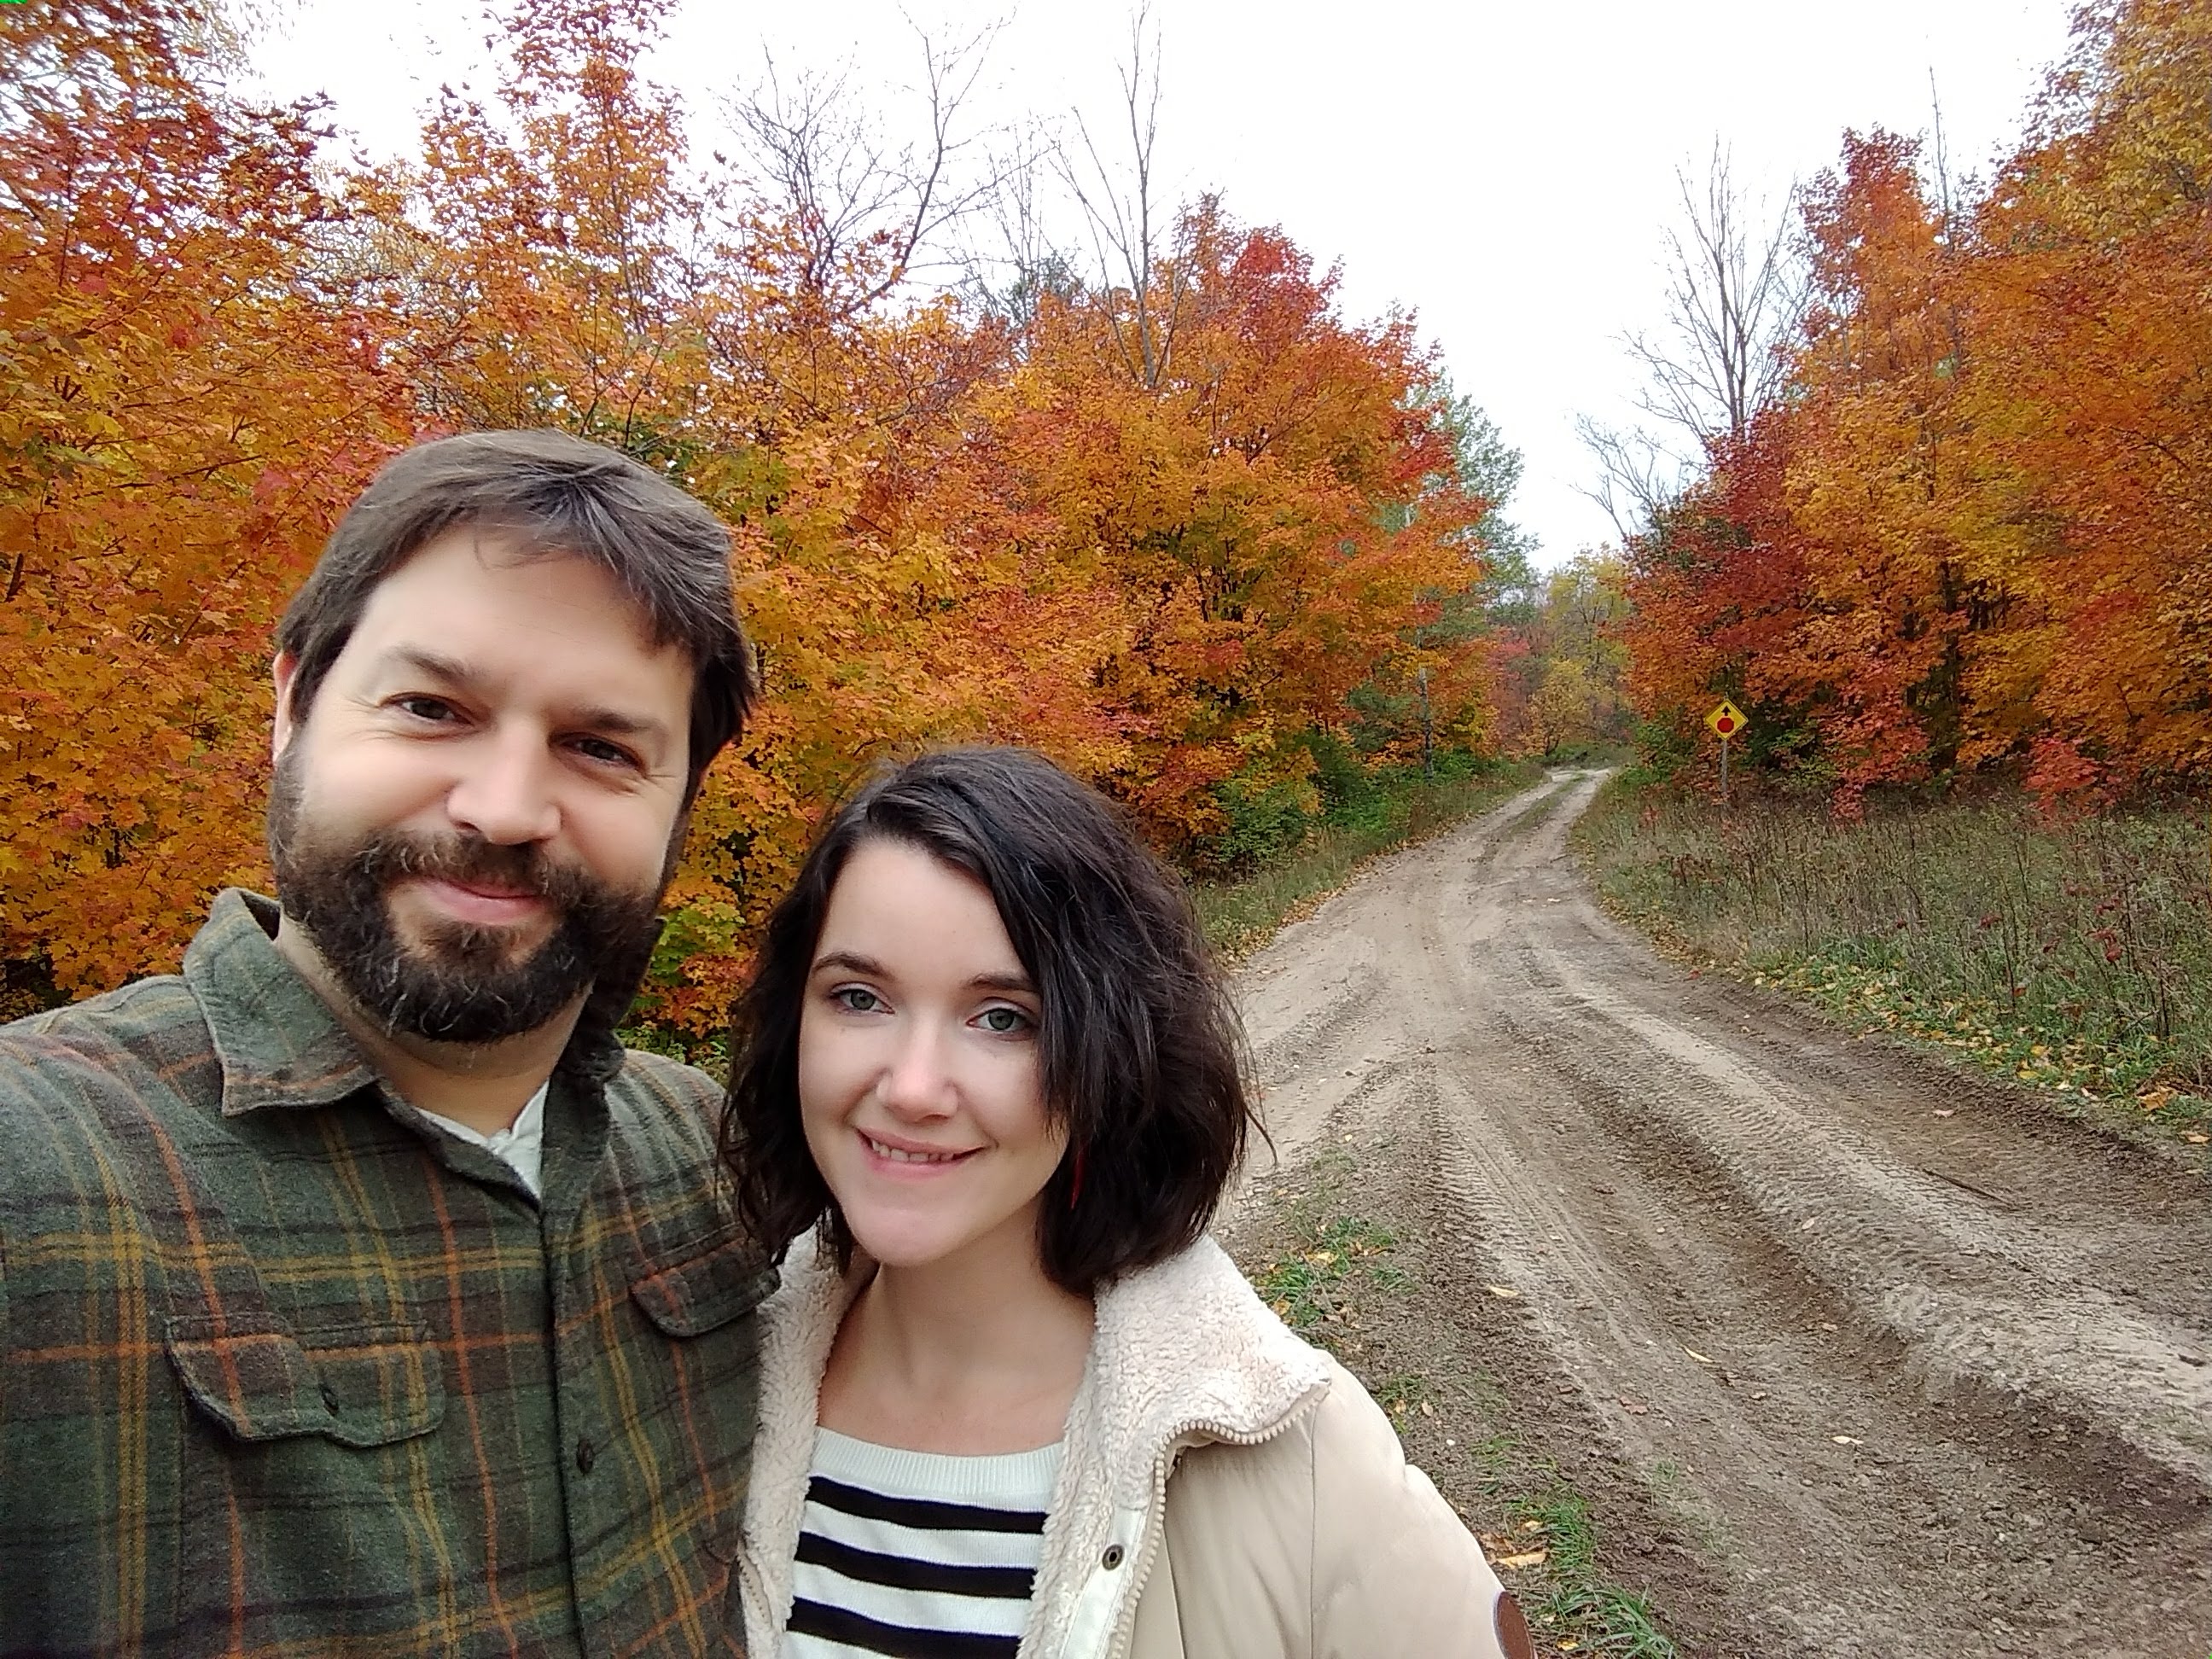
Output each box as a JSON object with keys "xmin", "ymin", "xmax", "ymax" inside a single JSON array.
[
  {"xmin": 575, "ymin": 1437, "xmax": 597, "ymax": 1475},
  {"xmin": 1101, "ymin": 1544, "xmax": 1125, "ymax": 1570}
]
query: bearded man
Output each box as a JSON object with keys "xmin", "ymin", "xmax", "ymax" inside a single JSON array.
[{"xmin": 0, "ymin": 431, "xmax": 769, "ymax": 1657}]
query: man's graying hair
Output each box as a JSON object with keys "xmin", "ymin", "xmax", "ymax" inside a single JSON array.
[{"xmin": 277, "ymin": 429, "xmax": 757, "ymax": 800}]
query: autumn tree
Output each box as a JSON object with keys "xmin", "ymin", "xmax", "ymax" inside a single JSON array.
[
  {"xmin": 1949, "ymin": 0, "xmax": 2212, "ymax": 791},
  {"xmin": 1618, "ymin": 0, "xmax": 2211, "ymax": 804},
  {"xmin": 1, "ymin": 0, "xmax": 413, "ymax": 1002},
  {"xmin": 1001, "ymin": 201, "xmax": 1495, "ymax": 864},
  {"xmin": 3, "ymin": 0, "xmax": 1526, "ymax": 1027}
]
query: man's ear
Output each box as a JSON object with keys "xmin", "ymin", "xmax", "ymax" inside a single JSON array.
[{"xmin": 271, "ymin": 650, "xmax": 301, "ymax": 762}]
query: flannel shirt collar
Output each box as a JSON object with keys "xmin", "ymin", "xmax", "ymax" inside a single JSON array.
[{"xmin": 183, "ymin": 888, "xmax": 627, "ymax": 1118}]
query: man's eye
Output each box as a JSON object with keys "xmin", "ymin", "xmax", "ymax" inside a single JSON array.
[
  {"xmin": 831, "ymin": 987, "xmax": 882, "ymax": 1014},
  {"xmin": 572, "ymin": 736, "xmax": 642, "ymax": 769},
  {"xmin": 393, "ymin": 696, "xmax": 457, "ymax": 723},
  {"xmin": 977, "ymin": 1006, "xmax": 1033, "ymax": 1034}
]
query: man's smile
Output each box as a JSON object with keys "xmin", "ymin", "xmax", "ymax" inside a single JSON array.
[{"xmin": 404, "ymin": 875, "xmax": 551, "ymax": 927}]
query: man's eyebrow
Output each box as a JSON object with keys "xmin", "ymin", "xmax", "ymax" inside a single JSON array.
[
  {"xmin": 570, "ymin": 705, "xmax": 672, "ymax": 742},
  {"xmin": 381, "ymin": 646, "xmax": 476, "ymax": 687}
]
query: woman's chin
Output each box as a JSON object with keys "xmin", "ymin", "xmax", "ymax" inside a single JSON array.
[
  {"xmin": 841, "ymin": 1196, "xmax": 1039, "ymax": 1274},
  {"xmin": 841, "ymin": 1208, "xmax": 972, "ymax": 1271}
]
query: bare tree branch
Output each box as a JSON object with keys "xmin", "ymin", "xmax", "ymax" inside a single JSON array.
[
  {"xmin": 954, "ymin": 118, "xmax": 1084, "ymax": 335},
  {"xmin": 1623, "ymin": 142, "xmax": 1803, "ymax": 452},
  {"xmin": 1577, "ymin": 143, "xmax": 1804, "ymax": 536},
  {"xmin": 729, "ymin": 15, "xmax": 1007, "ymax": 313},
  {"xmin": 1055, "ymin": 3, "xmax": 1190, "ymax": 388},
  {"xmin": 1573, "ymin": 415, "xmax": 1690, "ymax": 541}
]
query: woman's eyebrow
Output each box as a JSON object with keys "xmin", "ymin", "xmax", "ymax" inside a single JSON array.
[
  {"xmin": 969, "ymin": 971, "xmax": 1038, "ymax": 995},
  {"xmin": 811, "ymin": 950, "xmax": 887, "ymax": 978}
]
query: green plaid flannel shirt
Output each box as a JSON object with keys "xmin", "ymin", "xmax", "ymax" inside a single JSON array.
[{"xmin": 0, "ymin": 890, "xmax": 772, "ymax": 1658}]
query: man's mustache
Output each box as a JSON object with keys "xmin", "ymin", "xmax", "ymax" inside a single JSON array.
[{"xmin": 349, "ymin": 831, "xmax": 599, "ymax": 915}]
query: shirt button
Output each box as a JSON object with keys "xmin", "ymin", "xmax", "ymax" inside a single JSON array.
[
  {"xmin": 575, "ymin": 1437, "xmax": 597, "ymax": 1475},
  {"xmin": 320, "ymin": 1384, "xmax": 341, "ymax": 1416},
  {"xmin": 1101, "ymin": 1544, "xmax": 1125, "ymax": 1570}
]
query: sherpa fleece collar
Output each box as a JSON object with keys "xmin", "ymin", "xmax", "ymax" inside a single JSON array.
[{"xmin": 737, "ymin": 1233, "xmax": 1332, "ymax": 1657}]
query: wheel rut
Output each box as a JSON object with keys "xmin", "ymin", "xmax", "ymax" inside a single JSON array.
[{"xmin": 1231, "ymin": 771, "xmax": 2212, "ymax": 1657}]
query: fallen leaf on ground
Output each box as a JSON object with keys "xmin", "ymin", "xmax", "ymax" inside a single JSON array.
[
  {"xmin": 1933, "ymin": 1109, "xmax": 1955, "ymax": 1118},
  {"xmin": 1683, "ymin": 1345, "xmax": 1715, "ymax": 1365},
  {"xmin": 1493, "ymin": 1549, "xmax": 1548, "ymax": 1571},
  {"xmin": 1617, "ymin": 1396, "xmax": 1649, "ymax": 1415},
  {"xmin": 1419, "ymin": 1400, "xmax": 1435, "ymax": 1417},
  {"xmin": 1831, "ymin": 1435, "xmax": 1863, "ymax": 1446},
  {"xmin": 1484, "ymin": 1284, "xmax": 1522, "ymax": 1300},
  {"xmin": 2186, "ymin": 1132, "xmax": 2209, "ymax": 1145}
]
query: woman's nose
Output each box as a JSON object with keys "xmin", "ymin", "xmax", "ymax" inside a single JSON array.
[{"xmin": 877, "ymin": 1022, "xmax": 957, "ymax": 1120}]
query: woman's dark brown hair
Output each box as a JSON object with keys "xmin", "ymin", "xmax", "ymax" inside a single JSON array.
[{"xmin": 720, "ymin": 746, "xmax": 1258, "ymax": 1295}]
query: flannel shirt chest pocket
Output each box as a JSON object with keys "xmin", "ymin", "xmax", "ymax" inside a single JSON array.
[
  {"xmin": 628, "ymin": 1232, "xmax": 772, "ymax": 1414},
  {"xmin": 166, "ymin": 1317, "xmax": 445, "ymax": 1447},
  {"xmin": 164, "ymin": 1315, "xmax": 463, "ymax": 1641}
]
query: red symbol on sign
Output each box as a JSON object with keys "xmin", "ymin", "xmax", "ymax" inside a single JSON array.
[{"xmin": 1715, "ymin": 716, "xmax": 1735, "ymax": 736}]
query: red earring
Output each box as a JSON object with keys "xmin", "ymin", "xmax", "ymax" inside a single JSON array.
[{"xmin": 1067, "ymin": 1147, "xmax": 1086, "ymax": 1211}]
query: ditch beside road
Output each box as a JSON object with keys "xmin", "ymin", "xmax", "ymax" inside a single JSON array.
[{"xmin": 1222, "ymin": 769, "xmax": 2212, "ymax": 1658}]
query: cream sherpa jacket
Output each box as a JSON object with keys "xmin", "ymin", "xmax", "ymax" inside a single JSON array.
[{"xmin": 732, "ymin": 1234, "xmax": 1527, "ymax": 1659}]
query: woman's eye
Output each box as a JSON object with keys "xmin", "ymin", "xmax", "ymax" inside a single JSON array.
[
  {"xmin": 976, "ymin": 1005, "xmax": 1033, "ymax": 1034},
  {"xmin": 831, "ymin": 987, "xmax": 882, "ymax": 1014}
]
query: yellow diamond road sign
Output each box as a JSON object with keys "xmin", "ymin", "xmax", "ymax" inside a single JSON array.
[{"xmin": 1705, "ymin": 699, "xmax": 1746, "ymax": 740}]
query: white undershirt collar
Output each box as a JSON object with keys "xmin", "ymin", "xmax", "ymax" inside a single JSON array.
[{"xmin": 417, "ymin": 1080, "xmax": 550, "ymax": 1199}]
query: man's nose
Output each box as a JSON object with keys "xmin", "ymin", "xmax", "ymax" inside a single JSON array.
[{"xmin": 443, "ymin": 731, "xmax": 561, "ymax": 846}]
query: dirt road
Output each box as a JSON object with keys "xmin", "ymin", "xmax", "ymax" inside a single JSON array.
[{"xmin": 1226, "ymin": 770, "xmax": 2212, "ymax": 1657}]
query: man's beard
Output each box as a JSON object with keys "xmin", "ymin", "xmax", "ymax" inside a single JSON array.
[{"xmin": 265, "ymin": 752, "xmax": 667, "ymax": 1045}]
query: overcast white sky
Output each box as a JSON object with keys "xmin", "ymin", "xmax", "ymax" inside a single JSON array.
[{"xmin": 249, "ymin": 0, "xmax": 2081, "ymax": 566}]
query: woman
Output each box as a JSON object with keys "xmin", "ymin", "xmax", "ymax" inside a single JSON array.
[{"xmin": 721, "ymin": 747, "xmax": 1531, "ymax": 1659}]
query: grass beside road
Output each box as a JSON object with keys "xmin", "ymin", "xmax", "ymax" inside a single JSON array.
[
  {"xmin": 1194, "ymin": 759, "xmax": 1545, "ymax": 962},
  {"xmin": 1570, "ymin": 774, "xmax": 2212, "ymax": 1145},
  {"xmin": 1240, "ymin": 1143, "xmax": 1680, "ymax": 1658}
]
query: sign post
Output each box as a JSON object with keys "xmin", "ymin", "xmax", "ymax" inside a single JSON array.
[{"xmin": 1704, "ymin": 699, "xmax": 1746, "ymax": 806}]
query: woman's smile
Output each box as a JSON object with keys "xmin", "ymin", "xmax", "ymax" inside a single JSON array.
[{"xmin": 858, "ymin": 1130, "xmax": 982, "ymax": 1170}]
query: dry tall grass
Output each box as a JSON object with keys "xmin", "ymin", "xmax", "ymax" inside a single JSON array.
[{"xmin": 1573, "ymin": 777, "xmax": 2211, "ymax": 1105}]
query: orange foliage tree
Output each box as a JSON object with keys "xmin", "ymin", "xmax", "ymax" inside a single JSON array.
[
  {"xmin": 1621, "ymin": 0, "xmax": 2212, "ymax": 806},
  {"xmin": 1, "ymin": 0, "xmax": 415, "ymax": 1001},
  {"xmin": 2, "ymin": 0, "xmax": 1511, "ymax": 1029}
]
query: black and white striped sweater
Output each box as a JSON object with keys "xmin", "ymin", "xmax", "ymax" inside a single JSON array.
[{"xmin": 783, "ymin": 1429, "xmax": 1062, "ymax": 1659}]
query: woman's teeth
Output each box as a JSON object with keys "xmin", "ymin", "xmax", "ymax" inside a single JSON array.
[{"xmin": 865, "ymin": 1135, "xmax": 968, "ymax": 1164}]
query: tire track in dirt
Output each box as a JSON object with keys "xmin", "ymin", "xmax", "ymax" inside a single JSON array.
[{"xmin": 1230, "ymin": 771, "xmax": 2212, "ymax": 1657}]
